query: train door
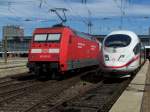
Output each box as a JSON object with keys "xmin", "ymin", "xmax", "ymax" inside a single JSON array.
[{"xmin": 145, "ymin": 47, "xmax": 150, "ymax": 60}]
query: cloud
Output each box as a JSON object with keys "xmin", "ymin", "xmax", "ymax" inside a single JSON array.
[
  {"xmin": 126, "ymin": 4, "xmax": 150, "ymax": 16},
  {"xmin": 0, "ymin": 0, "xmax": 150, "ymax": 20},
  {"xmin": 0, "ymin": 0, "xmax": 150, "ymax": 37}
]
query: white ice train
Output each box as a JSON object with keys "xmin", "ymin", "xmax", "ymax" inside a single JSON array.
[{"xmin": 101, "ymin": 30, "xmax": 146, "ymax": 78}]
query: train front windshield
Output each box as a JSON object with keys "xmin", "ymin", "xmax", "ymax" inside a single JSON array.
[
  {"xmin": 47, "ymin": 34, "xmax": 61, "ymax": 42},
  {"xmin": 34, "ymin": 34, "xmax": 61, "ymax": 42},
  {"xmin": 105, "ymin": 34, "xmax": 131, "ymax": 48},
  {"xmin": 34, "ymin": 34, "xmax": 47, "ymax": 42}
]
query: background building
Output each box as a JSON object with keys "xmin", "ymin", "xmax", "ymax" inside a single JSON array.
[
  {"xmin": 1, "ymin": 25, "xmax": 150, "ymax": 58},
  {"xmin": 1, "ymin": 25, "xmax": 31, "ymax": 57}
]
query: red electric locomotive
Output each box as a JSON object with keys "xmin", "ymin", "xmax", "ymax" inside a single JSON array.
[{"xmin": 27, "ymin": 25, "xmax": 101, "ymax": 77}]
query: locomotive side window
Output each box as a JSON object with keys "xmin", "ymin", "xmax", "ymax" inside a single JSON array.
[
  {"xmin": 133, "ymin": 43, "xmax": 141, "ymax": 55},
  {"xmin": 47, "ymin": 34, "xmax": 61, "ymax": 42},
  {"xmin": 34, "ymin": 34, "xmax": 47, "ymax": 42},
  {"xmin": 105, "ymin": 34, "xmax": 131, "ymax": 47}
]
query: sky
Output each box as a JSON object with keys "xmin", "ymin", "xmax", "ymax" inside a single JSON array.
[{"xmin": 0, "ymin": 0, "xmax": 150, "ymax": 39}]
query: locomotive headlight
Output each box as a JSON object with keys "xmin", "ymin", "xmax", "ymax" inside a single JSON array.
[{"xmin": 105, "ymin": 55, "xmax": 109, "ymax": 61}]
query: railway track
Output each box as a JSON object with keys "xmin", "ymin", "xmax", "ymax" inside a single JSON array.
[
  {"xmin": 54, "ymin": 78, "xmax": 131, "ymax": 112},
  {"xmin": 28, "ymin": 77, "xmax": 131, "ymax": 112},
  {"xmin": 0, "ymin": 78, "xmax": 57, "ymax": 108},
  {"xmin": 0, "ymin": 64, "xmax": 26, "ymax": 69},
  {"xmin": 0, "ymin": 69, "xmax": 133, "ymax": 112},
  {"xmin": 0, "ymin": 69, "xmax": 96, "ymax": 111},
  {"xmin": 0, "ymin": 73, "xmax": 37, "ymax": 90},
  {"xmin": 0, "ymin": 76, "xmax": 14, "ymax": 84},
  {"xmin": 20, "ymin": 70, "xmax": 102, "ymax": 112},
  {"xmin": 0, "ymin": 72, "xmax": 31, "ymax": 84}
]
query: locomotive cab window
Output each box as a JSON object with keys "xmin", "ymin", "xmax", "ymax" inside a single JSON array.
[
  {"xmin": 105, "ymin": 34, "xmax": 131, "ymax": 48},
  {"xmin": 47, "ymin": 34, "xmax": 61, "ymax": 42},
  {"xmin": 34, "ymin": 34, "xmax": 47, "ymax": 42},
  {"xmin": 133, "ymin": 43, "xmax": 141, "ymax": 55}
]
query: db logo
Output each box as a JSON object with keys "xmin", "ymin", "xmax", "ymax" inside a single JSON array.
[{"xmin": 42, "ymin": 49, "xmax": 49, "ymax": 53}]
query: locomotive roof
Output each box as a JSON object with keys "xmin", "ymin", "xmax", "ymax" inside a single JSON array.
[
  {"xmin": 34, "ymin": 26, "xmax": 93, "ymax": 36},
  {"xmin": 35, "ymin": 25, "xmax": 68, "ymax": 30},
  {"xmin": 108, "ymin": 30, "xmax": 138, "ymax": 38},
  {"xmin": 33, "ymin": 26, "xmax": 96, "ymax": 41},
  {"xmin": 105, "ymin": 30, "xmax": 140, "ymax": 44}
]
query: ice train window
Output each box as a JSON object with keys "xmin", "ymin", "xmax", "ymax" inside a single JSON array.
[
  {"xmin": 34, "ymin": 34, "xmax": 47, "ymax": 42},
  {"xmin": 133, "ymin": 43, "xmax": 141, "ymax": 55},
  {"xmin": 105, "ymin": 34, "xmax": 131, "ymax": 47}
]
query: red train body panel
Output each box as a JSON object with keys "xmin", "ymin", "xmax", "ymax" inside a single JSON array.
[{"xmin": 27, "ymin": 26, "xmax": 101, "ymax": 76}]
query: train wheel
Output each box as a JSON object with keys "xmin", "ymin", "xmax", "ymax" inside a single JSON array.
[
  {"xmin": 28, "ymin": 69, "xmax": 32, "ymax": 73},
  {"xmin": 95, "ymin": 68, "xmax": 102, "ymax": 76},
  {"xmin": 51, "ymin": 72, "xmax": 63, "ymax": 80},
  {"xmin": 34, "ymin": 66, "xmax": 40, "ymax": 76},
  {"xmin": 34, "ymin": 67, "xmax": 45, "ymax": 79},
  {"xmin": 51, "ymin": 72, "xmax": 56, "ymax": 79}
]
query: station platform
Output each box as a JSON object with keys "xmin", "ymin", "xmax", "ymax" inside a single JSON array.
[
  {"xmin": 0, "ymin": 58, "xmax": 27, "ymax": 69},
  {"xmin": 0, "ymin": 63, "xmax": 26, "ymax": 69},
  {"xmin": 110, "ymin": 60, "xmax": 149, "ymax": 112},
  {"xmin": 0, "ymin": 58, "xmax": 28, "ymax": 78}
]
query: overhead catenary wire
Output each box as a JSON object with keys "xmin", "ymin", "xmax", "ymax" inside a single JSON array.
[
  {"xmin": 113, "ymin": 0, "xmax": 127, "ymax": 29},
  {"xmin": 4, "ymin": 0, "xmax": 57, "ymax": 22},
  {"xmin": 5, "ymin": 1, "xmax": 35, "ymax": 19},
  {"xmin": 39, "ymin": 0, "xmax": 47, "ymax": 8},
  {"xmin": 1, "ymin": 0, "xmax": 149, "ymax": 35},
  {"xmin": 64, "ymin": 0, "xmax": 94, "ymax": 34},
  {"xmin": 83, "ymin": 1, "xmax": 93, "ymax": 34},
  {"xmin": 0, "ymin": 0, "xmax": 59, "ymax": 34},
  {"xmin": 63, "ymin": 0, "xmax": 90, "ymax": 27}
]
